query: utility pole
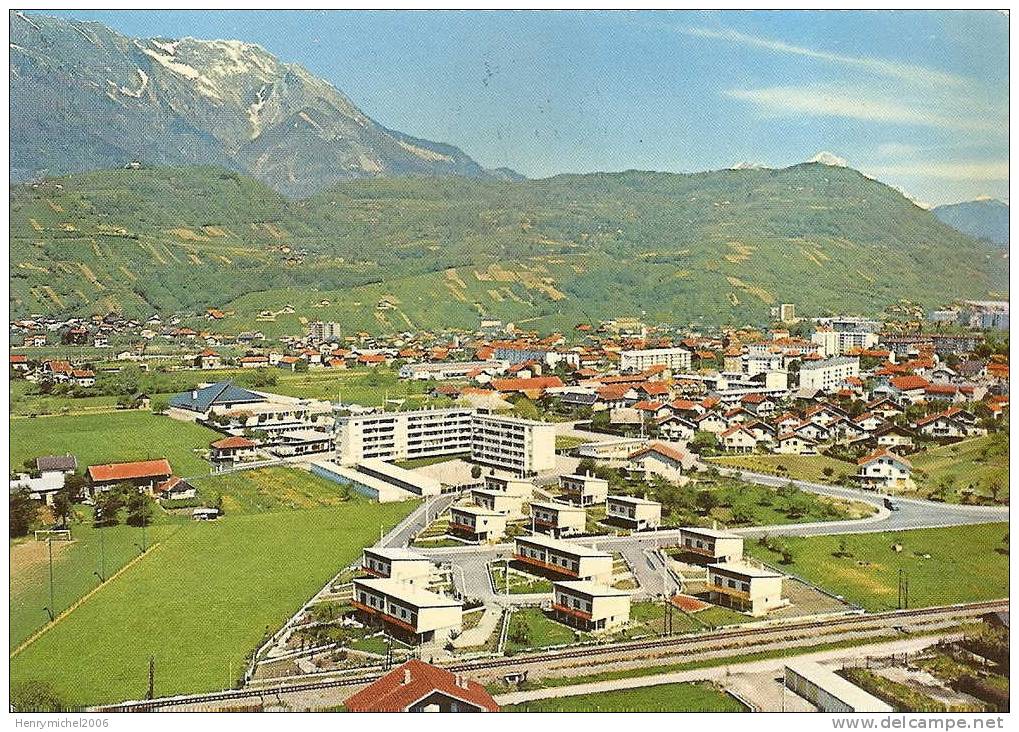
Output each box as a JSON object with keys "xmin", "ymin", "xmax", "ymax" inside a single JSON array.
[
  {"xmin": 147, "ymin": 655, "xmax": 155, "ymax": 700},
  {"xmin": 99, "ymin": 528, "xmax": 106, "ymax": 581},
  {"xmin": 47, "ymin": 537, "xmax": 55, "ymax": 619}
]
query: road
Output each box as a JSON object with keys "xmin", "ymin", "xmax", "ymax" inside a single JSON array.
[{"xmin": 493, "ymin": 633, "xmax": 954, "ymax": 708}]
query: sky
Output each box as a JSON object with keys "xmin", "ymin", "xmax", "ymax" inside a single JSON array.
[{"xmin": 43, "ymin": 9, "xmax": 1009, "ymax": 205}]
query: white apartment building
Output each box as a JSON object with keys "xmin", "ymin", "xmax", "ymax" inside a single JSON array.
[
  {"xmin": 678, "ymin": 528, "xmax": 744, "ymax": 563},
  {"xmin": 797, "ymin": 356, "xmax": 860, "ymax": 392},
  {"xmin": 619, "ymin": 347, "xmax": 691, "ymax": 373},
  {"xmin": 471, "ymin": 413, "xmax": 556, "ymax": 476},
  {"xmin": 811, "ymin": 329, "xmax": 879, "ymax": 357},
  {"xmin": 399, "ymin": 360, "xmax": 503, "ymax": 381},
  {"xmin": 333, "ymin": 408, "xmax": 555, "ymax": 476}
]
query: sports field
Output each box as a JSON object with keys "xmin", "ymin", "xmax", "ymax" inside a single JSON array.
[
  {"xmin": 746, "ymin": 523, "xmax": 1009, "ymax": 612},
  {"xmin": 10, "ymin": 499, "xmax": 418, "ymax": 707},
  {"xmin": 9, "ymin": 411, "xmax": 219, "ymax": 476},
  {"xmin": 503, "ymin": 681, "xmax": 747, "ymax": 712}
]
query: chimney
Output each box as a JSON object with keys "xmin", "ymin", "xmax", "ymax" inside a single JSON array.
[
  {"xmin": 457, "ymin": 674, "xmax": 469, "ymax": 689},
  {"xmin": 403, "ymin": 668, "xmax": 412, "ymax": 685}
]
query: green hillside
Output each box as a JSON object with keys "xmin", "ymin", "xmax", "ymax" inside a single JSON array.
[{"xmin": 10, "ymin": 164, "xmax": 1007, "ymax": 331}]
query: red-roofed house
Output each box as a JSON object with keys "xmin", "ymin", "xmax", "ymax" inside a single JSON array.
[
  {"xmin": 719, "ymin": 425, "xmax": 758, "ymax": 453},
  {"xmin": 490, "ymin": 375, "xmax": 564, "ymax": 400},
  {"xmin": 195, "ymin": 349, "xmax": 222, "ymax": 370},
  {"xmin": 210, "ymin": 436, "xmax": 257, "ymax": 463},
  {"xmin": 344, "ymin": 660, "xmax": 499, "ymax": 713},
  {"xmin": 888, "ymin": 375, "xmax": 930, "ymax": 404},
  {"xmin": 10, "ymin": 354, "xmax": 29, "ymax": 372},
  {"xmin": 87, "ymin": 458, "xmax": 173, "ymax": 492},
  {"xmin": 627, "ymin": 442, "xmax": 696, "ymax": 481},
  {"xmin": 154, "ymin": 476, "xmax": 197, "ymax": 500}
]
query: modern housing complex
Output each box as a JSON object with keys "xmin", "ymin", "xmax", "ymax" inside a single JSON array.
[
  {"xmin": 333, "ymin": 408, "xmax": 555, "ymax": 476},
  {"xmin": 513, "ymin": 534, "xmax": 614, "ymax": 583},
  {"xmin": 351, "ymin": 578, "xmax": 463, "ymax": 644},
  {"xmin": 797, "ymin": 356, "xmax": 861, "ymax": 392},
  {"xmin": 707, "ymin": 562, "xmax": 785, "ymax": 616},
  {"xmin": 551, "ymin": 581, "xmax": 631, "ymax": 632}
]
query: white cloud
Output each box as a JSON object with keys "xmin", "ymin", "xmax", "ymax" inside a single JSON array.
[
  {"xmin": 724, "ymin": 86, "xmax": 1001, "ymax": 133},
  {"xmin": 683, "ymin": 26, "xmax": 965, "ymax": 88},
  {"xmin": 876, "ymin": 142, "xmax": 922, "ymax": 157},
  {"xmin": 864, "ymin": 160, "xmax": 1008, "ymax": 181}
]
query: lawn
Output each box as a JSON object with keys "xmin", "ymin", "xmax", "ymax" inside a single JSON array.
[
  {"xmin": 503, "ymin": 681, "xmax": 746, "ymax": 712},
  {"xmin": 491, "ymin": 566, "xmax": 553, "ymax": 595},
  {"xmin": 505, "ymin": 607, "xmax": 588, "ymax": 653},
  {"xmin": 746, "ymin": 523, "xmax": 1009, "ymax": 612},
  {"xmin": 554, "ymin": 435, "xmax": 590, "ymax": 451},
  {"xmin": 707, "ymin": 453, "xmax": 855, "ymax": 484},
  {"xmin": 393, "ymin": 453, "xmax": 468, "ymax": 470},
  {"xmin": 9, "ymin": 500, "xmax": 419, "ymax": 707},
  {"xmin": 191, "ymin": 467, "xmax": 359, "ymax": 515},
  {"xmin": 10, "ymin": 511, "xmax": 186, "ymax": 650},
  {"xmin": 9, "ymin": 411, "xmax": 219, "ymax": 477},
  {"xmin": 910, "ymin": 434, "xmax": 1009, "ymax": 504}
]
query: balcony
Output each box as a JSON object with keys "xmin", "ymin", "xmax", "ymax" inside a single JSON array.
[
  {"xmin": 710, "ymin": 582, "xmax": 750, "ymax": 601},
  {"xmin": 552, "ymin": 602, "xmax": 592, "ymax": 621},
  {"xmin": 513, "ymin": 553, "xmax": 578, "ymax": 577},
  {"xmin": 351, "ymin": 599, "xmax": 418, "ymax": 633}
]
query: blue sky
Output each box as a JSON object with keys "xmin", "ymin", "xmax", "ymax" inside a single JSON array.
[{"xmin": 44, "ymin": 10, "xmax": 1008, "ymax": 204}]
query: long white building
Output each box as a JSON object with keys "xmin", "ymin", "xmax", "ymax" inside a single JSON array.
[
  {"xmin": 334, "ymin": 408, "xmax": 555, "ymax": 476},
  {"xmin": 619, "ymin": 347, "xmax": 691, "ymax": 373},
  {"xmin": 797, "ymin": 356, "xmax": 860, "ymax": 392}
]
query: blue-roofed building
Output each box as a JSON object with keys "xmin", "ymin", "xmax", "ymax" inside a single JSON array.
[{"xmin": 168, "ymin": 381, "xmax": 265, "ymax": 418}]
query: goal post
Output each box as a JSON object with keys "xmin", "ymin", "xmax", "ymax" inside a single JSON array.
[{"xmin": 34, "ymin": 529, "xmax": 72, "ymax": 542}]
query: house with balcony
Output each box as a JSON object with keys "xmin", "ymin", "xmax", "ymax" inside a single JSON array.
[
  {"xmin": 558, "ymin": 473, "xmax": 609, "ymax": 507},
  {"xmin": 351, "ymin": 578, "xmax": 462, "ymax": 644},
  {"xmin": 361, "ymin": 548, "xmax": 433, "ymax": 585},
  {"xmin": 471, "ymin": 488, "xmax": 525, "ymax": 518},
  {"xmin": 856, "ymin": 448, "xmax": 913, "ymax": 491},
  {"xmin": 605, "ymin": 495, "xmax": 662, "ymax": 530},
  {"xmin": 552, "ymin": 581, "xmax": 631, "ymax": 633},
  {"xmin": 514, "ymin": 534, "xmax": 613, "ymax": 583},
  {"xmin": 448, "ymin": 505, "xmax": 507, "ymax": 543},
  {"xmin": 707, "ymin": 562, "xmax": 785, "ymax": 616},
  {"xmin": 528, "ymin": 500, "xmax": 587, "ymax": 538},
  {"xmin": 677, "ymin": 527, "xmax": 744, "ymax": 564}
]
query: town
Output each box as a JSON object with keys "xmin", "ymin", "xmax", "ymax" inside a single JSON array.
[{"xmin": 9, "ymin": 300, "xmax": 1009, "ymax": 712}]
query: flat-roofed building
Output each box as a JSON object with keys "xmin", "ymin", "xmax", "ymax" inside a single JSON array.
[
  {"xmin": 619, "ymin": 347, "xmax": 691, "ymax": 373},
  {"xmin": 559, "ymin": 473, "xmax": 609, "ymax": 507},
  {"xmin": 605, "ymin": 495, "xmax": 661, "ymax": 530},
  {"xmin": 514, "ymin": 534, "xmax": 613, "ymax": 583},
  {"xmin": 471, "ymin": 413, "xmax": 556, "ymax": 476},
  {"xmin": 448, "ymin": 505, "xmax": 507, "ymax": 543},
  {"xmin": 552, "ymin": 581, "xmax": 631, "ymax": 632},
  {"xmin": 798, "ymin": 356, "xmax": 860, "ymax": 392},
  {"xmin": 576, "ymin": 437, "xmax": 647, "ymax": 461},
  {"xmin": 529, "ymin": 500, "xmax": 587, "ymax": 538},
  {"xmin": 484, "ymin": 474, "xmax": 534, "ymax": 497},
  {"xmin": 471, "ymin": 488, "xmax": 524, "ymax": 518},
  {"xmin": 707, "ymin": 562, "xmax": 784, "ymax": 616},
  {"xmin": 399, "ymin": 360, "xmax": 503, "ymax": 381},
  {"xmin": 785, "ymin": 661, "xmax": 894, "ymax": 713},
  {"xmin": 310, "ymin": 460, "xmax": 416, "ymax": 503},
  {"xmin": 356, "ymin": 459, "xmax": 443, "ymax": 497},
  {"xmin": 352, "ymin": 578, "xmax": 462, "ymax": 643},
  {"xmin": 362, "ymin": 547, "xmax": 433, "ymax": 585},
  {"xmin": 678, "ymin": 527, "xmax": 744, "ymax": 563},
  {"xmin": 334, "ymin": 408, "xmax": 475, "ymax": 464}
]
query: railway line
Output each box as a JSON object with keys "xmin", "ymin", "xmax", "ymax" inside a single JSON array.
[{"xmin": 94, "ymin": 598, "xmax": 1007, "ymax": 712}]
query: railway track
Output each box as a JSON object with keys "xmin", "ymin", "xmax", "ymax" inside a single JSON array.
[{"xmin": 95, "ymin": 599, "xmax": 1006, "ymax": 712}]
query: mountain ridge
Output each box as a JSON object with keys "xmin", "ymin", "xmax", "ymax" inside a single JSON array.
[
  {"xmin": 10, "ymin": 163, "xmax": 1007, "ymax": 332},
  {"xmin": 933, "ymin": 198, "xmax": 1009, "ymax": 247},
  {"xmin": 9, "ymin": 11, "xmax": 518, "ymax": 196}
]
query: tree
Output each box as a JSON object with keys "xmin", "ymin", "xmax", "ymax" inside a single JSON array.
[
  {"xmin": 780, "ymin": 546, "xmax": 795, "ymax": 565},
  {"xmin": 125, "ymin": 491, "xmax": 154, "ymax": 527},
  {"xmin": 822, "ymin": 466, "xmax": 835, "ymax": 479},
  {"xmin": 470, "ymin": 464, "xmax": 483, "ymax": 480},
  {"xmin": 10, "ymin": 488, "xmax": 37, "ymax": 537},
  {"xmin": 695, "ymin": 490, "xmax": 719, "ymax": 515},
  {"xmin": 93, "ymin": 486, "xmax": 128, "ymax": 527},
  {"xmin": 988, "ymin": 480, "xmax": 1003, "ymax": 503},
  {"xmin": 63, "ymin": 472, "xmax": 87, "ymax": 501},
  {"xmin": 577, "ymin": 458, "xmax": 597, "ymax": 476},
  {"xmin": 51, "ymin": 489, "xmax": 73, "ymax": 529}
]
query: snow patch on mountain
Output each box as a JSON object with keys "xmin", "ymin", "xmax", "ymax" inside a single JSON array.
[
  {"xmin": 141, "ymin": 45, "xmax": 223, "ymax": 101},
  {"xmin": 120, "ymin": 69, "xmax": 149, "ymax": 99},
  {"xmin": 808, "ymin": 151, "xmax": 848, "ymax": 167}
]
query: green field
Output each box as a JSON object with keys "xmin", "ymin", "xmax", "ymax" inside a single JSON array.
[
  {"xmin": 10, "ymin": 500, "xmax": 418, "ymax": 707},
  {"xmin": 505, "ymin": 608, "xmax": 588, "ymax": 652},
  {"xmin": 746, "ymin": 523, "xmax": 1009, "ymax": 612},
  {"xmin": 910, "ymin": 435, "xmax": 1009, "ymax": 503},
  {"xmin": 9, "ymin": 411, "xmax": 219, "ymax": 477},
  {"xmin": 504, "ymin": 681, "xmax": 746, "ymax": 712},
  {"xmin": 707, "ymin": 454, "xmax": 855, "ymax": 484},
  {"xmin": 191, "ymin": 467, "xmax": 358, "ymax": 515},
  {"xmin": 10, "ymin": 514, "xmax": 185, "ymax": 650}
]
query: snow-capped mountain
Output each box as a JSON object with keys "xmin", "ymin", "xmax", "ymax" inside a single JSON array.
[
  {"xmin": 807, "ymin": 151, "xmax": 848, "ymax": 167},
  {"xmin": 10, "ymin": 11, "xmax": 519, "ymax": 196}
]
